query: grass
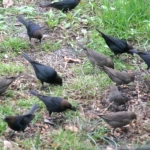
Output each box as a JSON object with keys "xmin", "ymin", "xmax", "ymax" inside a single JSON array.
[{"xmin": 0, "ymin": 0, "xmax": 150, "ymax": 149}]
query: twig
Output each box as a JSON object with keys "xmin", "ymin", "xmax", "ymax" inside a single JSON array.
[{"xmin": 102, "ymin": 101, "xmax": 114, "ymax": 114}]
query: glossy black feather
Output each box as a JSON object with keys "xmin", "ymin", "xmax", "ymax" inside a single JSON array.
[
  {"xmin": 40, "ymin": 0, "xmax": 80, "ymax": 13},
  {"xmin": 30, "ymin": 90, "xmax": 75, "ymax": 116},
  {"xmin": 96, "ymin": 29, "xmax": 133, "ymax": 55},
  {"xmin": 18, "ymin": 16, "xmax": 42, "ymax": 42},
  {"xmin": 4, "ymin": 104, "xmax": 38, "ymax": 132},
  {"xmin": 23, "ymin": 53, "xmax": 62, "ymax": 86},
  {"xmin": 129, "ymin": 49, "xmax": 150, "ymax": 69}
]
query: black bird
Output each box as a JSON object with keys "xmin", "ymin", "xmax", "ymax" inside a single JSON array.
[
  {"xmin": 30, "ymin": 90, "xmax": 76, "ymax": 116},
  {"xmin": 129, "ymin": 49, "xmax": 150, "ymax": 70},
  {"xmin": 0, "ymin": 74, "xmax": 23, "ymax": 95},
  {"xmin": 40, "ymin": 0, "xmax": 80, "ymax": 13},
  {"xmin": 4, "ymin": 104, "xmax": 38, "ymax": 132},
  {"xmin": 96, "ymin": 29, "xmax": 134, "ymax": 55},
  {"xmin": 77, "ymin": 43, "xmax": 114, "ymax": 69},
  {"xmin": 23, "ymin": 53, "xmax": 62, "ymax": 86},
  {"xmin": 18, "ymin": 16, "xmax": 43, "ymax": 42}
]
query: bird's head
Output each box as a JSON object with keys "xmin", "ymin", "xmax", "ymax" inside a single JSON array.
[
  {"xmin": 110, "ymin": 85, "xmax": 118, "ymax": 92},
  {"xmin": 61, "ymin": 100, "xmax": 74, "ymax": 111},
  {"xmin": 33, "ymin": 30, "xmax": 43, "ymax": 42},
  {"xmin": 55, "ymin": 75, "xmax": 63, "ymax": 86},
  {"xmin": 3, "ymin": 116, "xmax": 16, "ymax": 124}
]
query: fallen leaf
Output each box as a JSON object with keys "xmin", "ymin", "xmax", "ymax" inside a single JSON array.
[
  {"xmin": 3, "ymin": 0, "xmax": 13, "ymax": 8},
  {"xmin": 64, "ymin": 125, "xmax": 78, "ymax": 132},
  {"xmin": 4, "ymin": 140, "xmax": 12, "ymax": 149},
  {"xmin": 64, "ymin": 56, "xmax": 81, "ymax": 63},
  {"xmin": 106, "ymin": 146, "xmax": 114, "ymax": 150}
]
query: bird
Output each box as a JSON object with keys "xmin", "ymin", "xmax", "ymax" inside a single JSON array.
[
  {"xmin": 129, "ymin": 49, "xmax": 150, "ymax": 70},
  {"xmin": 22, "ymin": 53, "xmax": 62, "ymax": 87},
  {"xmin": 30, "ymin": 90, "xmax": 76, "ymax": 117},
  {"xmin": 103, "ymin": 66, "xmax": 135, "ymax": 85},
  {"xmin": 0, "ymin": 74, "xmax": 23, "ymax": 95},
  {"xmin": 109, "ymin": 85, "xmax": 130, "ymax": 107},
  {"xmin": 96, "ymin": 29, "xmax": 134, "ymax": 56},
  {"xmin": 18, "ymin": 16, "xmax": 43, "ymax": 42},
  {"xmin": 90, "ymin": 111, "xmax": 136, "ymax": 133},
  {"xmin": 40, "ymin": 0, "xmax": 80, "ymax": 13},
  {"xmin": 3, "ymin": 104, "xmax": 39, "ymax": 132},
  {"xmin": 77, "ymin": 43, "xmax": 114, "ymax": 69}
]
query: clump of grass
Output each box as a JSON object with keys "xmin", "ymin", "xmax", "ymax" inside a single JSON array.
[
  {"xmin": 99, "ymin": 0, "xmax": 150, "ymax": 41},
  {"xmin": 0, "ymin": 62, "xmax": 23, "ymax": 75},
  {"xmin": 45, "ymin": 10, "xmax": 60, "ymax": 28},
  {"xmin": 0, "ymin": 37, "xmax": 29, "ymax": 53},
  {"xmin": 41, "ymin": 41, "xmax": 61, "ymax": 52}
]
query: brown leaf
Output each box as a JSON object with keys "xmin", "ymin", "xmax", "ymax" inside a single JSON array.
[
  {"xmin": 106, "ymin": 146, "xmax": 114, "ymax": 150},
  {"xmin": 64, "ymin": 125, "xmax": 78, "ymax": 132},
  {"xmin": 64, "ymin": 56, "xmax": 81, "ymax": 63},
  {"xmin": 3, "ymin": 0, "xmax": 13, "ymax": 8}
]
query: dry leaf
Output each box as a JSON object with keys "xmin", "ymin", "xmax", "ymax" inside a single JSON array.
[
  {"xmin": 106, "ymin": 146, "xmax": 114, "ymax": 150},
  {"xmin": 64, "ymin": 125, "xmax": 78, "ymax": 132},
  {"xmin": 64, "ymin": 56, "xmax": 81, "ymax": 63},
  {"xmin": 4, "ymin": 140, "xmax": 12, "ymax": 149},
  {"xmin": 3, "ymin": 0, "xmax": 13, "ymax": 8}
]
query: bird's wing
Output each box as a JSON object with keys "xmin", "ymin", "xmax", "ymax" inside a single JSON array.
[
  {"xmin": 104, "ymin": 67, "xmax": 119, "ymax": 77},
  {"xmin": 101, "ymin": 113, "xmax": 128, "ymax": 122},
  {"xmin": 0, "ymin": 77, "xmax": 15, "ymax": 88},
  {"xmin": 20, "ymin": 114, "xmax": 34, "ymax": 125},
  {"xmin": 32, "ymin": 63, "xmax": 56, "ymax": 79}
]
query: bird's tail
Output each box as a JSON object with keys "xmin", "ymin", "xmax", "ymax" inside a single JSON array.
[
  {"xmin": 88, "ymin": 111, "xmax": 103, "ymax": 117},
  {"xmin": 30, "ymin": 90, "xmax": 40, "ymax": 97},
  {"xmin": 39, "ymin": 3, "xmax": 52, "ymax": 7},
  {"xmin": 96, "ymin": 29, "xmax": 105, "ymax": 36},
  {"xmin": 18, "ymin": 16, "xmax": 29, "ymax": 27},
  {"xmin": 77, "ymin": 43, "xmax": 88, "ymax": 51},
  {"xmin": 28, "ymin": 104, "xmax": 39, "ymax": 114},
  {"xmin": 129, "ymin": 49, "xmax": 139, "ymax": 54},
  {"xmin": 22, "ymin": 53, "xmax": 33, "ymax": 63}
]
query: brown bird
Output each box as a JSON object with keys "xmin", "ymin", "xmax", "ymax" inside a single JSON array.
[
  {"xmin": 103, "ymin": 66, "xmax": 135, "ymax": 85},
  {"xmin": 96, "ymin": 29, "xmax": 134, "ymax": 56},
  {"xmin": 91, "ymin": 111, "xmax": 136, "ymax": 133},
  {"xmin": 18, "ymin": 16, "xmax": 43, "ymax": 42},
  {"xmin": 78, "ymin": 43, "xmax": 114, "ymax": 69},
  {"xmin": 30, "ymin": 90, "xmax": 76, "ymax": 117},
  {"xmin": 0, "ymin": 74, "xmax": 23, "ymax": 95},
  {"xmin": 109, "ymin": 85, "xmax": 130, "ymax": 108},
  {"xmin": 4, "ymin": 104, "xmax": 39, "ymax": 132}
]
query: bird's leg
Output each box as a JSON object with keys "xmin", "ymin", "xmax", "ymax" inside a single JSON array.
[
  {"xmin": 29, "ymin": 37, "xmax": 31, "ymax": 42},
  {"xmin": 49, "ymin": 112, "xmax": 52, "ymax": 118},
  {"xmin": 40, "ymin": 81, "xmax": 44, "ymax": 90}
]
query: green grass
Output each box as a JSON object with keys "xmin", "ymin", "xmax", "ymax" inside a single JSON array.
[{"xmin": 0, "ymin": 0, "xmax": 150, "ymax": 149}]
